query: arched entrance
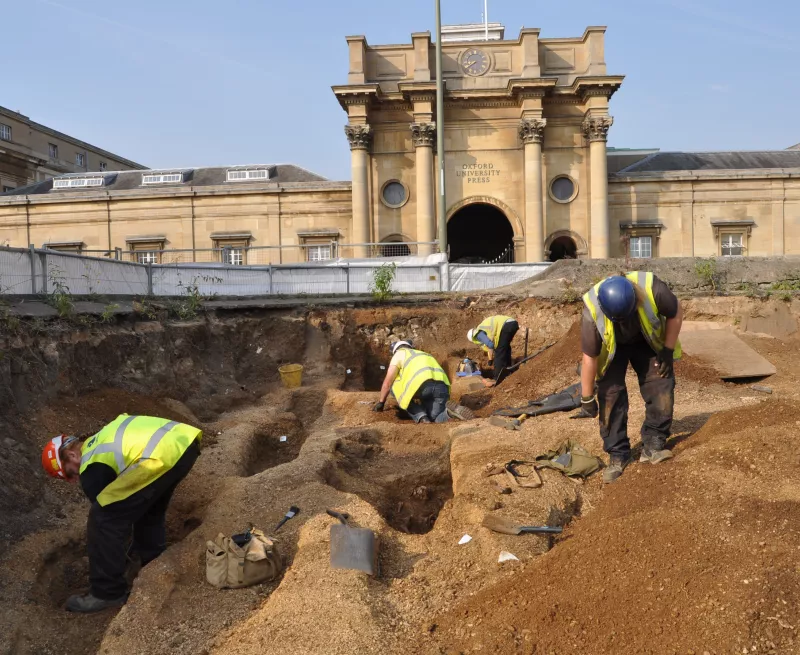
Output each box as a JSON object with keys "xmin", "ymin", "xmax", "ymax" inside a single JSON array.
[
  {"xmin": 548, "ymin": 236, "xmax": 577, "ymax": 261},
  {"xmin": 447, "ymin": 203, "xmax": 515, "ymax": 263}
]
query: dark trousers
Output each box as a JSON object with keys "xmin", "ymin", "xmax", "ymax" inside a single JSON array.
[
  {"xmin": 597, "ymin": 342, "xmax": 675, "ymax": 459},
  {"xmin": 87, "ymin": 442, "xmax": 199, "ymax": 599},
  {"xmin": 406, "ymin": 379, "xmax": 450, "ymax": 423},
  {"xmin": 493, "ymin": 320, "xmax": 519, "ymax": 378}
]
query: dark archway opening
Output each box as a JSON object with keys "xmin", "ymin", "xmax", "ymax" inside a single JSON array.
[
  {"xmin": 447, "ymin": 203, "xmax": 514, "ymax": 263},
  {"xmin": 548, "ymin": 236, "xmax": 577, "ymax": 262}
]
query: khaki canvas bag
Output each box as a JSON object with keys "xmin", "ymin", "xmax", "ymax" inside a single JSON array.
[{"xmin": 206, "ymin": 528, "xmax": 283, "ymax": 589}]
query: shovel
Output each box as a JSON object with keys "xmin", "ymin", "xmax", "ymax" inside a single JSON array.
[
  {"xmin": 482, "ymin": 514, "xmax": 562, "ymax": 536},
  {"xmin": 326, "ymin": 509, "xmax": 379, "ymax": 576}
]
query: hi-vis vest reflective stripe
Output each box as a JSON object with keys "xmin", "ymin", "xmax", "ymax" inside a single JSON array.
[
  {"xmin": 391, "ymin": 349, "xmax": 450, "ymax": 410},
  {"xmin": 471, "ymin": 315, "xmax": 514, "ymax": 352},
  {"xmin": 583, "ymin": 271, "xmax": 682, "ymax": 379},
  {"xmin": 80, "ymin": 414, "xmax": 202, "ymax": 506}
]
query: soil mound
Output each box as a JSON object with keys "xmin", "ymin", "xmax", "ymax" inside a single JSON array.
[{"xmin": 430, "ymin": 398, "xmax": 800, "ymax": 655}]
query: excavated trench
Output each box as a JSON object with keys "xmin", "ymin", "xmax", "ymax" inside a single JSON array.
[{"xmin": 6, "ymin": 296, "xmax": 742, "ymax": 655}]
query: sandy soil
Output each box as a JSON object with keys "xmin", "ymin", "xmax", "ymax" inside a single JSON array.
[{"xmin": 0, "ymin": 295, "xmax": 798, "ymax": 655}]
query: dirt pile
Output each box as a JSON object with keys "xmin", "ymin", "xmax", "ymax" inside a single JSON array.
[{"xmin": 430, "ymin": 398, "xmax": 800, "ymax": 655}]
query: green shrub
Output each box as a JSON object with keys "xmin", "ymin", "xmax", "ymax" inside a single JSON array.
[{"xmin": 370, "ymin": 263, "xmax": 397, "ymax": 302}]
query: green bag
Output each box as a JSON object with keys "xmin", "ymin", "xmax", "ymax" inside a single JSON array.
[{"xmin": 534, "ymin": 440, "xmax": 603, "ymax": 479}]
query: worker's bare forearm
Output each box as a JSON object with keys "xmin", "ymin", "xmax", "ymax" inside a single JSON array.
[
  {"xmin": 664, "ymin": 303, "xmax": 683, "ymax": 350},
  {"xmin": 581, "ymin": 354, "xmax": 598, "ymax": 398},
  {"xmin": 379, "ymin": 365, "xmax": 399, "ymax": 403}
]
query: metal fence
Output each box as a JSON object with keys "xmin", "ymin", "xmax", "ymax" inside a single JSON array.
[
  {"xmin": 0, "ymin": 246, "xmax": 549, "ymax": 298},
  {"xmin": 76, "ymin": 242, "xmax": 439, "ymax": 266}
]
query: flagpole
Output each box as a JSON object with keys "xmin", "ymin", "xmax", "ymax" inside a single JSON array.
[
  {"xmin": 484, "ymin": 0, "xmax": 488, "ymax": 40},
  {"xmin": 435, "ymin": 0, "xmax": 447, "ymax": 257}
]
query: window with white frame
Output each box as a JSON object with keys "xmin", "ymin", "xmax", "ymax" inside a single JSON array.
[
  {"xmin": 53, "ymin": 176, "xmax": 105, "ymax": 188},
  {"xmin": 136, "ymin": 251, "xmax": 159, "ymax": 265},
  {"xmin": 307, "ymin": 244, "xmax": 332, "ymax": 262},
  {"xmin": 226, "ymin": 168, "xmax": 271, "ymax": 182},
  {"xmin": 49, "ymin": 143, "xmax": 59, "ymax": 160},
  {"xmin": 221, "ymin": 247, "xmax": 244, "ymax": 265},
  {"xmin": 76, "ymin": 152, "xmax": 85, "ymax": 167},
  {"xmin": 629, "ymin": 236, "xmax": 652, "ymax": 259},
  {"xmin": 142, "ymin": 172, "xmax": 184, "ymax": 185},
  {"xmin": 721, "ymin": 233, "xmax": 744, "ymax": 256},
  {"xmin": 0, "ymin": 124, "xmax": 11, "ymax": 141},
  {"xmin": 212, "ymin": 235, "xmax": 250, "ymax": 265}
]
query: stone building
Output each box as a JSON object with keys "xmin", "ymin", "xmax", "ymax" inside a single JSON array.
[
  {"xmin": 1, "ymin": 23, "xmax": 799, "ymax": 263},
  {"xmin": 0, "ymin": 106, "xmax": 145, "ymax": 193}
]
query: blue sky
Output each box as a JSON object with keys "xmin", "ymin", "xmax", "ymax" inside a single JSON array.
[{"xmin": 3, "ymin": 0, "xmax": 797, "ymax": 179}]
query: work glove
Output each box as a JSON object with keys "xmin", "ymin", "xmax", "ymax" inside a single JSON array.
[
  {"xmin": 656, "ymin": 347, "xmax": 674, "ymax": 378},
  {"xmin": 372, "ymin": 401, "xmax": 385, "ymax": 412},
  {"xmin": 570, "ymin": 396, "xmax": 599, "ymax": 420}
]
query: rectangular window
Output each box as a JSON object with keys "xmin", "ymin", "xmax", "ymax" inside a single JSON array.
[
  {"xmin": 0, "ymin": 124, "xmax": 11, "ymax": 141},
  {"xmin": 99, "ymin": 161, "xmax": 107, "ymax": 171},
  {"xmin": 721, "ymin": 233, "xmax": 744, "ymax": 256},
  {"xmin": 76, "ymin": 152, "xmax": 85, "ymax": 167},
  {"xmin": 49, "ymin": 143, "xmax": 59, "ymax": 160},
  {"xmin": 2, "ymin": 186, "xmax": 15, "ymax": 193},
  {"xmin": 629, "ymin": 236, "xmax": 652, "ymax": 259},
  {"xmin": 226, "ymin": 169, "xmax": 270, "ymax": 182},
  {"xmin": 53, "ymin": 176, "xmax": 104, "ymax": 188},
  {"xmin": 307, "ymin": 245, "xmax": 332, "ymax": 262},
  {"xmin": 136, "ymin": 251, "xmax": 159, "ymax": 265},
  {"xmin": 222, "ymin": 247, "xmax": 244, "ymax": 266},
  {"xmin": 142, "ymin": 173, "xmax": 183, "ymax": 185}
]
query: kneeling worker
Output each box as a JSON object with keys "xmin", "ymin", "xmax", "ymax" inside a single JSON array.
[
  {"xmin": 373, "ymin": 341, "xmax": 474, "ymax": 422},
  {"xmin": 467, "ymin": 315, "xmax": 519, "ymax": 387},
  {"xmin": 573, "ymin": 272, "xmax": 682, "ymax": 483},
  {"xmin": 41, "ymin": 414, "xmax": 201, "ymax": 613}
]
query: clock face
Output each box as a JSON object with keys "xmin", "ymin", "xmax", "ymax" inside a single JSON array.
[{"xmin": 460, "ymin": 48, "xmax": 490, "ymax": 77}]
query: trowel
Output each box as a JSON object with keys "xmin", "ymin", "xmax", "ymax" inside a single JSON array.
[{"xmin": 326, "ymin": 509, "xmax": 379, "ymax": 576}]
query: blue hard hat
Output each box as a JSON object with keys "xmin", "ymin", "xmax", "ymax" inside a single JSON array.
[{"xmin": 597, "ymin": 276, "xmax": 637, "ymax": 321}]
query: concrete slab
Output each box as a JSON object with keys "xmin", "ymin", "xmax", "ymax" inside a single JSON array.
[{"xmin": 680, "ymin": 327, "xmax": 776, "ymax": 379}]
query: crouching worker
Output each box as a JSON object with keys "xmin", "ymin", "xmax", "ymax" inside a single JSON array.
[
  {"xmin": 572, "ymin": 272, "xmax": 682, "ymax": 483},
  {"xmin": 467, "ymin": 315, "xmax": 519, "ymax": 387},
  {"xmin": 41, "ymin": 414, "xmax": 201, "ymax": 613},
  {"xmin": 373, "ymin": 341, "xmax": 474, "ymax": 423}
]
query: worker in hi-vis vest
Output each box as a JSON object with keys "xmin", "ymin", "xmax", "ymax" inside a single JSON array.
[
  {"xmin": 41, "ymin": 414, "xmax": 201, "ymax": 613},
  {"xmin": 467, "ymin": 315, "xmax": 519, "ymax": 387},
  {"xmin": 373, "ymin": 341, "xmax": 474, "ymax": 423},
  {"xmin": 572, "ymin": 273, "xmax": 683, "ymax": 484}
]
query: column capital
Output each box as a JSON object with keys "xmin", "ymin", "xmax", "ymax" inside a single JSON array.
[
  {"xmin": 582, "ymin": 116, "xmax": 614, "ymax": 142},
  {"xmin": 411, "ymin": 122, "xmax": 436, "ymax": 148},
  {"xmin": 344, "ymin": 124, "xmax": 372, "ymax": 151},
  {"xmin": 518, "ymin": 118, "xmax": 547, "ymax": 145}
]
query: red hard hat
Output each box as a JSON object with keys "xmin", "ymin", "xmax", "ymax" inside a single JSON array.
[{"xmin": 41, "ymin": 435, "xmax": 76, "ymax": 479}]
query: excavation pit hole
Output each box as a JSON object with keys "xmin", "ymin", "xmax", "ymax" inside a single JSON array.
[
  {"xmin": 324, "ymin": 431, "xmax": 453, "ymax": 534},
  {"xmin": 244, "ymin": 417, "xmax": 308, "ymax": 476}
]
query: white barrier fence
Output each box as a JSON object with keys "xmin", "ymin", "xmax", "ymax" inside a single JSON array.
[{"xmin": 0, "ymin": 246, "xmax": 549, "ymax": 297}]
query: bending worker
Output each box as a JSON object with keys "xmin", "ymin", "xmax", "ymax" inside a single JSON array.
[
  {"xmin": 467, "ymin": 315, "xmax": 519, "ymax": 387},
  {"xmin": 373, "ymin": 340, "xmax": 474, "ymax": 422},
  {"xmin": 572, "ymin": 272, "xmax": 682, "ymax": 483},
  {"xmin": 41, "ymin": 414, "xmax": 201, "ymax": 613}
]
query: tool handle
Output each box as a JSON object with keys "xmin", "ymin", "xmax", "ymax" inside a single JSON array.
[
  {"xmin": 275, "ymin": 516, "xmax": 289, "ymax": 531},
  {"xmin": 326, "ymin": 509, "xmax": 350, "ymax": 525},
  {"xmin": 519, "ymin": 526, "xmax": 563, "ymax": 534}
]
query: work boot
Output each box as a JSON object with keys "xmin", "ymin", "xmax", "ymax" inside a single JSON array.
[
  {"xmin": 639, "ymin": 446, "xmax": 674, "ymax": 464},
  {"xmin": 446, "ymin": 401, "xmax": 475, "ymax": 421},
  {"xmin": 66, "ymin": 592, "xmax": 128, "ymax": 613},
  {"xmin": 602, "ymin": 456, "xmax": 630, "ymax": 484}
]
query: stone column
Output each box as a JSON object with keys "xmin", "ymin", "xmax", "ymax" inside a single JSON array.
[
  {"xmin": 519, "ymin": 118, "xmax": 546, "ymax": 262},
  {"xmin": 582, "ymin": 116, "xmax": 613, "ymax": 259},
  {"xmin": 411, "ymin": 122, "xmax": 436, "ymax": 255},
  {"xmin": 345, "ymin": 124, "xmax": 372, "ymax": 257}
]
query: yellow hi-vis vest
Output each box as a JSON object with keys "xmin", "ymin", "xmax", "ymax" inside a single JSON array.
[
  {"xmin": 470, "ymin": 315, "xmax": 514, "ymax": 352},
  {"xmin": 391, "ymin": 349, "xmax": 450, "ymax": 410},
  {"xmin": 79, "ymin": 414, "xmax": 202, "ymax": 506},
  {"xmin": 583, "ymin": 271, "xmax": 682, "ymax": 379}
]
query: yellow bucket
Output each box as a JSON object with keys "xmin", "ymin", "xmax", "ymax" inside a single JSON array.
[{"xmin": 279, "ymin": 364, "xmax": 304, "ymax": 389}]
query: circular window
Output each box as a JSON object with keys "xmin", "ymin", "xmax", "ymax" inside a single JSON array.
[
  {"xmin": 380, "ymin": 180, "xmax": 408, "ymax": 208},
  {"xmin": 549, "ymin": 176, "xmax": 578, "ymax": 204}
]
